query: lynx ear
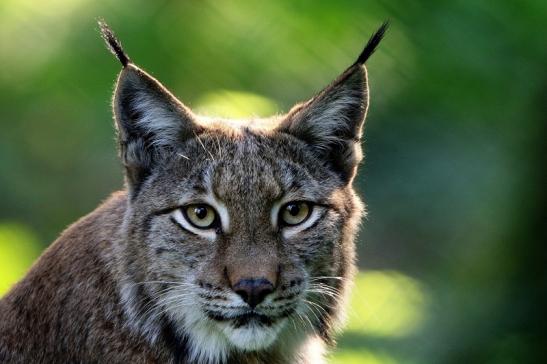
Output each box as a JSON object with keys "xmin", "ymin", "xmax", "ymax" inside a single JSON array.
[
  {"xmin": 278, "ymin": 22, "xmax": 388, "ymax": 183},
  {"xmin": 100, "ymin": 21, "xmax": 201, "ymax": 193},
  {"xmin": 279, "ymin": 66, "xmax": 368, "ymax": 183},
  {"xmin": 113, "ymin": 66, "xmax": 201, "ymax": 186}
]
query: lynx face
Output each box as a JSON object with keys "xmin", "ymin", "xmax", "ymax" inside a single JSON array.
[
  {"xmin": 100, "ymin": 22, "xmax": 384, "ymax": 363},
  {"xmin": 122, "ymin": 130, "xmax": 362, "ymax": 358}
]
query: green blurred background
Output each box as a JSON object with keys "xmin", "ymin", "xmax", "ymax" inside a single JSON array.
[{"xmin": 1, "ymin": 1, "xmax": 545, "ymax": 363}]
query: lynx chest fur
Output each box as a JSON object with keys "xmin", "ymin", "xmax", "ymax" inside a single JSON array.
[{"xmin": 0, "ymin": 22, "xmax": 387, "ymax": 364}]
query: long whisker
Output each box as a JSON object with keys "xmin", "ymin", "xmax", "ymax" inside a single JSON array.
[
  {"xmin": 214, "ymin": 135, "xmax": 223, "ymax": 160},
  {"xmin": 307, "ymin": 286, "xmax": 341, "ymax": 296},
  {"xmin": 302, "ymin": 300, "xmax": 324, "ymax": 325},
  {"xmin": 308, "ymin": 282, "xmax": 342, "ymax": 291},
  {"xmin": 136, "ymin": 282, "xmax": 198, "ymax": 322},
  {"xmin": 303, "ymin": 299, "xmax": 330, "ymax": 317},
  {"xmin": 308, "ymin": 276, "xmax": 345, "ymax": 282},
  {"xmin": 194, "ymin": 131, "xmax": 215, "ymax": 162},
  {"xmin": 143, "ymin": 290, "xmax": 199, "ymax": 323},
  {"xmin": 306, "ymin": 290, "xmax": 340, "ymax": 301},
  {"xmin": 288, "ymin": 315, "xmax": 299, "ymax": 332},
  {"xmin": 296, "ymin": 309, "xmax": 317, "ymax": 334}
]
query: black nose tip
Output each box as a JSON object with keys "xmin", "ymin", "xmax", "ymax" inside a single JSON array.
[{"xmin": 233, "ymin": 278, "xmax": 274, "ymax": 308}]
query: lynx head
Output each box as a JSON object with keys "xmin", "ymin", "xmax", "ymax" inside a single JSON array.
[{"xmin": 100, "ymin": 21, "xmax": 387, "ymax": 363}]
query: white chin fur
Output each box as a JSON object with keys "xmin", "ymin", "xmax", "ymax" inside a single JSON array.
[
  {"xmin": 168, "ymin": 293, "xmax": 287, "ymax": 363},
  {"xmin": 221, "ymin": 320, "xmax": 285, "ymax": 351}
]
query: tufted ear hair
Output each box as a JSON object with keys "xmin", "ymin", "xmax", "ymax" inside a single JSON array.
[
  {"xmin": 100, "ymin": 21, "xmax": 202, "ymax": 195},
  {"xmin": 277, "ymin": 22, "xmax": 388, "ymax": 184}
]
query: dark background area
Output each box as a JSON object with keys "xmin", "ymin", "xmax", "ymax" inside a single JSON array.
[{"xmin": 1, "ymin": 1, "xmax": 545, "ymax": 363}]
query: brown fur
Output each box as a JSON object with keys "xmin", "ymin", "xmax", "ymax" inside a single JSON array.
[
  {"xmin": 0, "ymin": 22, "xmax": 386, "ymax": 364},
  {"xmin": 0, "ymin": 193, "xmax": 162, "ymax": 362}
]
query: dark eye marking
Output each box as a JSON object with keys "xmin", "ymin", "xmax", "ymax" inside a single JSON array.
[{"xmin": 153, "ymin": 206, "xmax": 179, "ymax": 216}]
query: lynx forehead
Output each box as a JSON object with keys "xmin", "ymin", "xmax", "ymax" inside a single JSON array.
[{"xmin": 0, "ymin": 21, "xmax": 387, "ymax": 364}]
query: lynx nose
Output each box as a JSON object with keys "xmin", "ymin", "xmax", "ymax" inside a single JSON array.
[{"xmin": 233, "ymin": 278, "xmax": 274, "ymax": 308}]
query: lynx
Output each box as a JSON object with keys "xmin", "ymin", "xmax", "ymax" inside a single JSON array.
[{"xmin": 0, "ymin": 21, "xmax": 387, "ymax": 364}]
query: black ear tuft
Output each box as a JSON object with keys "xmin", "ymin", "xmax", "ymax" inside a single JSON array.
[
  {"xmin": 354, "ymin": 21, "xmax": 389, "ymax": 65},
  {"xmin": 98, "ymin": 19, "xmax": 131, "ymax": 67}
]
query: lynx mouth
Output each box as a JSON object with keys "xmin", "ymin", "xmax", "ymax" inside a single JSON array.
[
  {"xmin": 206, "ymin": 311, "xmax": 273, "ymax": 326},
  {"xmin": 207, "ymin": 309, "xmax": 293, "ymax": 351},
  {"xmin": 205, "ymin": 308, "xmax": 295, "ymax": 328}
]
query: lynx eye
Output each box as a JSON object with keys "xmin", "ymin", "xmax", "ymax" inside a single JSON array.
[
  {"xmin": 183, "ymin": 204, "xmax": 217, "ymax": 229},
  {"xmin": 280, "ymin": 202, "xmax": 312, "ymax": 226}
]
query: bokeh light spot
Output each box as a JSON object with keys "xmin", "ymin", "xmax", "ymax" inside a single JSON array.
[
  {"xmin": 331, "ymin": 349, "xmax": 399, "ymax": 364},
  {"xmin": 0, "ymin": 222, "xmax": 42, "ymax": 296},
  {"xmin": 195, "ymin": 89, "xmax": 278, "ymax": 118},
  {"xmin": 345, "ymin": 270, "xmax": 428, "ymax": 338}
]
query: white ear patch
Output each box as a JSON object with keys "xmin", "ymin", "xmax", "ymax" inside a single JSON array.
[
  {"xmin": 302, "ymin": 89, "xmax": 364, "ymax": 152},
  {"xmin": 131, "ymin": 93, "xmax": 183, "ymax": 148}
]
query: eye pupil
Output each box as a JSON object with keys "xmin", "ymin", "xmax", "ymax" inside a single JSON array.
[
  {"xmin": 280, "ymin": 201, "xmax": 312, "ymax": 227},
  {"xmin": 183, "ymin": 204, "xmax": 217, "ymax": 230},
  {"xmin": 194, "ymin": 206, "xmax": 208, "ymax": 219},
  {"xmin": 287, "ymin": 204, "xmax": 300, "ymax": 216}
]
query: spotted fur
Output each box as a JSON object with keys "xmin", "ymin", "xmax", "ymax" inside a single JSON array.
[{"xmin": 0, "ymin": 21, "xmax": 387, "ymax": 364}]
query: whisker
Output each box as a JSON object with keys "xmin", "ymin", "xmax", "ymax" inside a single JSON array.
[
  {"xmin": 302, "ymin": 300, "xmax": 323, "ymax": 325},
  {"xmin": 178, "ymin": 153, "xmax": 190, "ymax": 160},
  {"xmin": 137, "ymin": 283, "xmax": 199, "ymax": 322},
  {"xmin": 308, "ymin": 282, "xmax": 342, "ymax": 291},
  {"xmin": 308, "ymin": 276, "xmax": 345, "ymax": 282},
  {"xmin": 288, "ymin": 315, "xmax": 299, "ymax": 332},
  {"xmin": 214, "ymin": 135, "xmax": 223, "ymax": 160},
  {"xmin": 306, "ymin": 289, "xmax": 341, "ymax": 300},
  {"xmin": 194, "ymin": 131, "xmax": 215, "ymax": 162},
  {"xmin": 307, "ymin": 285, "xmax": 342, "ymax": 296},
  {"xmin": 303, "ymin": 299, "xmax": 330, "ymax": 317},
  {"xmin": 296, "ymin": 309, "xmax": 317, "ymax": 334}
]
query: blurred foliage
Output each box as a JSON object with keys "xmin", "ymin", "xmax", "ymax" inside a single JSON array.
[{"xmin": 0, "ymin": 0, "xmax": 545, "ymax": 363}]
